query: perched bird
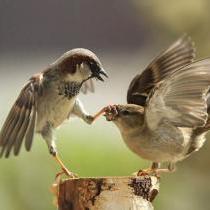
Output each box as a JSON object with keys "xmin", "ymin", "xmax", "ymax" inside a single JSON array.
[
  {"xmin": 95, "ymin": 35, "xmax": 210, "ymax": 174},
  {"xmin": 0, "ymin": 48, "xmax": 107, "ymax": 177}
]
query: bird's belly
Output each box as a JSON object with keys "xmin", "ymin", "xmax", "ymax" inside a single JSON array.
[
  {"xmin": 122, "ymin": 128, "xmax": 191, "ymax": 163},
  {"xmin": 36, "ymin": 93, "xmax": 76, "ymax": 131},
  {"xmin": 122, "ymin": 135, "xmax": 169, "ymax": 162}
]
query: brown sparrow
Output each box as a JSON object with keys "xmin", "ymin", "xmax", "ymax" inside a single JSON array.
[
  {"xmin": 95, "ymin": 35, "xmax": 210, "ymax": 174},
  {"xmin": 0, "ymin": 48, "xmax": 107, "ymax": 177}
]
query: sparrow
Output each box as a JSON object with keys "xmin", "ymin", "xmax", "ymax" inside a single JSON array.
[
  {"xmin": 95, "ymin": 35, "xmax": 210, "ymax": 174},
  {"xmin": 0, "ymin": 48, "xmax": 108, "ymax": 177}
]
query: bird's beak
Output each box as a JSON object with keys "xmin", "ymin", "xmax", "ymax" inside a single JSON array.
[{"xmin": 94, "ymin": 68, "xmax": 108, "ymax": 82}]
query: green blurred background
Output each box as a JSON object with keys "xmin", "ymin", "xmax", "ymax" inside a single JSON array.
[{"xmin": 1, "ymin": 0, "xmax": 210, "ymax": 209}]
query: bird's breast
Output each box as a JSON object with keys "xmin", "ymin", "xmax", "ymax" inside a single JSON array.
[{"xmin": 36, "ymin": 85, "xmax": 76, "ymax": 131}]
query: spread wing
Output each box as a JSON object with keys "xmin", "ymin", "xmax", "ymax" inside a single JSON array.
[
  {"xmin": 127, "ymin": 34, "xmax": 195, "ymax": 106},
  {"xmin": 0, "ymin": 76, "xmax": 42, "ymax": 158},
  {"xmin": 81, "ymin": 79, "xmax": 94, "ymax": 94},
  {"xmin": 145, "ymin": 59, "xmax": 210, "ymax": 131}
]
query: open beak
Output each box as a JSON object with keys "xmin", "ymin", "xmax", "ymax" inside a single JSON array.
[{"xmin": 94, "ymin": 68, "xmax": 108, "ymax": 81}]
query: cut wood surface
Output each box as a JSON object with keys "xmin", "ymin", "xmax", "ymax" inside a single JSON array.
[{"xmin": 57, "ymin": 176, "xmax": 160, "ymax": 210}]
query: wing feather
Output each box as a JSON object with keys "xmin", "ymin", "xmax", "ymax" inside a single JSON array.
[
  {"xmin": 13, "ymin": 87, "xmax": 35, "ymax": 155},
  {"xmin": 0, "ymin": 93, "xmax": 28, "ymax": 147},
  {"xmin": 4, "ymin": 91, "xmax": 33, "ymax": 158},
  {"xmin": 127, "ymin": 34, "xmax": 195, "ymax": 105},
  {"xmin": 145, "ymin": 59, "xmax": 210, "ymax": 131},
  {"xmin": 13, "ymin": 108, "xmax": 31, "ymax": 156},
  {"xmin": 0, "ymin": 77, "xmax": 40, "ymax": 158},
  {"xmin": 24, "ymin": 96, "xmax": 37, "ymax": 152}
]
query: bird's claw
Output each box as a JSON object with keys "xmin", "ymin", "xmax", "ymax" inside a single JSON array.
[
  {"xmin": 61, "ymin": 167, "xmax": 78, "ymax": 178},
  {"xmin": 92, "ymin": 104, "xmax": 119, "ymax": 121},
  {"xmin": 51, "ymin": 169, "xmax": 78, "ymax": 208},
  {"xmin": 135, "ymin": 168, "xmax": 159, "ymax": 177},
  {"xmin": 53, "ymin": 154, "xmax": 78, "ymax": 179},
  {"xmin": 103, "ymin": 105, "xmax": 119, "ymax": 121}
]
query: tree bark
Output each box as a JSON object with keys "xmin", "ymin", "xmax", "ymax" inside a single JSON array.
[{"xmin": 57, "ymin": 176, "xmax": 159, "ymax": 210}]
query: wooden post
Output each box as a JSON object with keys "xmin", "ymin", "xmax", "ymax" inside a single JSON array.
[{"xmin": 56, "ymin": 176, "xmax": 159, "ymax": 210}]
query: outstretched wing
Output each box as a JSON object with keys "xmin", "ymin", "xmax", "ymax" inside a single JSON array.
[
  {"xmin": 127, "ymin": 35, "xmax": 195, "ymax": 106},
  {"xmin": 0, "ymin": 76, "xmax": 42, "ymax": 158},
  {"xmin": 145, "ymin": 59, "xmax": 210, "ymax": 131},
  {"xmin": 81, "ymin": 78, "xmax": 94, "ymax": 94}
]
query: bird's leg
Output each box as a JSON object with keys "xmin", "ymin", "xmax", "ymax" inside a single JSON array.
[
  {"xmin": 152, "ymin": 162, "xmax": 176, "ymax": 174},
  {"xmin": 72, "ymin": 99, "xmax": 95, "ymax": 124},
  {"xmin": 93, "ymin": 105, "xmax": 119, "ymax": 121},
  {"xmin": 53, "ymin": 154, "xmax": 77, "ymax": 178},
  {"xmin": 92, "ymin": 107, "xmax": 107, "ymax": 121},
  {"xmin": 137, "ymin": 162, "xmax": 160, "ymax": 176},
  {"xmin": 49, "ymin": 143, "xmax": 77, "ymax": 178},
  {"xmin": 79, "ymin": 104, "xmax": 119, "ymax": 123},
  {"xmin": 137, "ymin": 162, "xmax": 176, "ymax": 176},
  {"xmin": 41, "ymin": 123, "xmax": 77, "ymax": 178}
]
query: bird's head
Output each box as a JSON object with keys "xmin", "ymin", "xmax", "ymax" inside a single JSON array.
[
  {"xmin": 104, "ymin": 104, "xmax": 145, "ymax": 131},
  {"xmin": 54, "ymin": 48, "xmax": 108, "ymax": 83}
]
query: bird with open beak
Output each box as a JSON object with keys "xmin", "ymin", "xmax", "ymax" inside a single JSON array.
[
  {"xmin": 95, "ymin": 35, "xmax": 210, "ymax": 175},
  {"xmin": 0, "ymin": 48, "xmax": 108, "ymax": 177}
]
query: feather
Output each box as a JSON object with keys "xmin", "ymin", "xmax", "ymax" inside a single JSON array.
[
  {"xmin": 4, "ymin": 91, "xmax": 33, "ymax": 158},
  {"xmin": 127, "ymin": 34, "xmax": 195, "ymax": 105},
  {"xmin": 24, "ymin": 96, "xmax": 37, "ymax": 152},
  {"xmin": 0, "ymin": 76, "xmax": 40, "ymax": 157},
  {"xmin": 145, "ymin": 59, "xmax": 210, "ymax": 131}
]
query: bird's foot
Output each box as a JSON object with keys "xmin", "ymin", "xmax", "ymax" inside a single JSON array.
[
  {"xmin": 58, "ymin": 167, "xmax": 78, "ymax": 178},
  {"xmin": 133, "ymin": 168, "xmax": 161, "ymax": 177},
  {"xmin": 53, "ymin": 153, "xmax": 78, "ymax": 178},
  {"xmin": 135, "ymin": 168, "xmax": 173, "ymax": 177},
  {"xmin": 103, "ymin": 105, "xmax": 119, "ymax": 121},
  {"xmin": 51, "ymin": 166, "xmax": 78, "ymax": 207},
  {"xmin": 92, "ymin": 104, "xmax": 119, "ymax": 121}
]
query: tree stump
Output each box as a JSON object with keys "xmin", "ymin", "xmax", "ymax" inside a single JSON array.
[{"xmin": 57, "ymin": 176, "xmax": 159, "ymax": 210}]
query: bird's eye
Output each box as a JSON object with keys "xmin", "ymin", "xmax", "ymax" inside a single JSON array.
[{"xmin": 121, "ymin": 110, "xmax": 130, "ymax": 115}]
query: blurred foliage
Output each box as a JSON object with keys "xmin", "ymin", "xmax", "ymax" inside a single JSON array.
[{"xmin": 133, "ymin": 0, "xmax": 210, "ymax": 57}]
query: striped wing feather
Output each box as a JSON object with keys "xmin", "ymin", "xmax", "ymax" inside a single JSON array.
[
  {"xmin": 127, "ymin": 34, "xmax": 195, "ymax": 106},
  {"xmin": 145, "ymin": 59, "xmax": 210, "ymax": 131},
  {"xmin": 0, "ymin": 81, "xmax": 38, "ymax": 158}
]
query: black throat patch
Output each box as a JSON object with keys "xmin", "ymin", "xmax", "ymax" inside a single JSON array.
[{"xmin": 58, "ymin": 81, "xmax": 82, "ymax": 99}]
